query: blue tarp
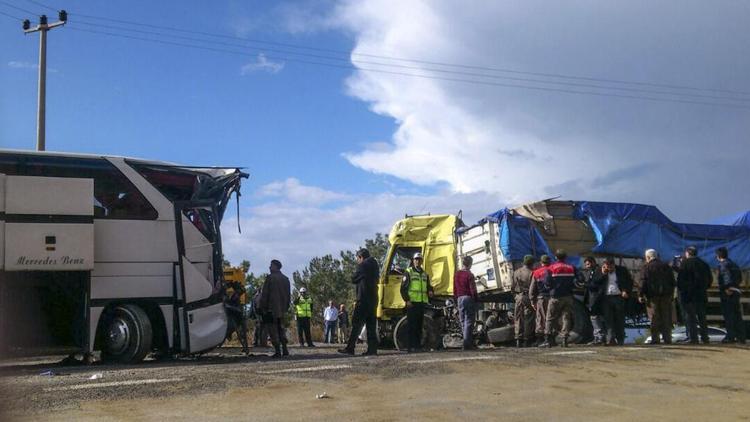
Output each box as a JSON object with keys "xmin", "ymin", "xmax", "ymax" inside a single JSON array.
[
  {"xmin": 710, "ymin": 210, "xmax": 750, "ymax": 228},
  {"xmin": 477, "ymin": 202, "xmax": 750, "ymax": 269},
  {"xmin": 573, "ymin": 202, "xmax": 750, "ymax": 268},
  {"xmin": 482, "ymin": 208, "xmax": 552, "ymax": 261}
]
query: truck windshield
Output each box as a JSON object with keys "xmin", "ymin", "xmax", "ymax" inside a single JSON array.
[{"xmin": 388, "ymin": 247, "xmax": 422, "ymax": 275}]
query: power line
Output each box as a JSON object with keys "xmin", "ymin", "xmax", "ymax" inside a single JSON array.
[
  {"xmin": 64, "ymin": 26, "xmax": 750, "ymax": 110},
  {"xmin": 0, "ymin": 9, "xmax": 24, "ymax": 20},
  {"xmin": 22, "ymin": 0, "xmax": 750, "ymax": 98},
  {"xmin": 22, "ymin": 0, "xmax": 55, "ymax": 12},
  {"xmin": 65, "ymin": 20, "xmax": 750, "ymax": 104},
  {"xmin": 0, "ymin": 0, "xmax": 39, "ymax": 16}
]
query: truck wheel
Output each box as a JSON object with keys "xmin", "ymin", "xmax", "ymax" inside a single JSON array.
[
  {"xmin": 486, "ymin": 326, "xmax": 514, "ymax": 345},
  {"xmin": 394, "ymin": 314, "xmax": 439, "ymax": 351},
  {"xmin": 101, "ymin": 304, "xmax": 153, "ymax": 364}
]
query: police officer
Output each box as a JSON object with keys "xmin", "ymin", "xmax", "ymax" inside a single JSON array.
[
  {"xmin": 512, "ymin": 255, "xmax": 536, "ymax": 347},
  {"xmin": 224, "ymin": 279, "xmax": 249, "ymax": 355},
  {"xmin": 541, "ymin": 250, "xmax": 579, "ymax": 348},
  {"xmin": 529, "ymin": 255, "xmax": 552, "ymax": 346},
  {"xmin": 400, "ymin": 252, "xmax": 434, "ymax": 352},
  {"xmin": 294, "ymin": 287, "xmax": 315, "ymax": 347}
]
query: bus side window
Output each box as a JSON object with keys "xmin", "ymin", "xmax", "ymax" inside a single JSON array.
[{"xmin": 17, "ymin": 155, "xmax": 158, "ymax": 220}]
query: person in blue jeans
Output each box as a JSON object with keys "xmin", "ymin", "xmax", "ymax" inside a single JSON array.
[
  {"xmin": 453, "ymin": 256, "xmax": 478, "ymax": 350},
  {"xmin": 323, "ymin": 300, "xmax": 339, "ymax": 343}
]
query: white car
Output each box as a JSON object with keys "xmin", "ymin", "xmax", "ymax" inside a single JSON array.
[{"xmin": 645, "ymin": 326, "xmax": 726, "ymax": 344}]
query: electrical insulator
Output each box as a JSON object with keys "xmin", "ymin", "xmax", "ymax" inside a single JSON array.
[
  {"xmin": 58, "ymin": 10, "xmax": 67, "ymax": 22},
  {"xmin": 39, "ymin": 15, "xmax": 48, "ymax": 25},
  {"xmin": 22, "ymin": 19, "xmax": 30, "ymax": 30}
]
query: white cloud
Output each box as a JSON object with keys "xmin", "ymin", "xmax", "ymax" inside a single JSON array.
[
  {"xmin": 255, "ymin": 177, "xmax": 351, "ymax": 205},
  {"xmin": 8, "ymin": 60, "xmax": 58, "ymax": 73},
  {"xmin": 240, "ymin": 54, "xmax": 285, "ymax": 75},
  {"xmin": 221, "ymin": 178, "xmax": 506, "ymax": 277},
  {"xmin": 329, "ymin": 1, "xmax": 750, "ymax": 222}
]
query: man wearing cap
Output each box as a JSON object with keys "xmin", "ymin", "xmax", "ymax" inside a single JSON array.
[
  {"xmin": 541, "ymin": 249, "xmax": 579, "ymax": 348},
  {"xmin": 259, "ymin": 259, "xmax": 291, "ymax": 358},
  {"xmin": 512, "ymin": 255, "xmax": 536, "ymax": 347},
  {"xmin": 454, "ymin": 256, "xmax": 479, "ymax": 350},
  {"xmin": 529, "ymin": 255, "xmax": 552, "ymax": 346},
  {"xmin": 400, "ymin": 252, "xmax": 434, "ymax": 352},
  {"xmin": 293, "ymin": 287, "xmax": 315, "ymax": 347}
]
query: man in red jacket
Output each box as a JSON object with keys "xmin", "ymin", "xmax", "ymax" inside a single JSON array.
[
  {"xmin": 541, "ymin": 250, "xmax": 579, "ymax": 348},
  {"xmin": 530, "ymin": 255, "xmax": 552, "ymax": 346},
  {"xmin": 453, "ymin": 256, "xmax": 478, "ymax": 350}
]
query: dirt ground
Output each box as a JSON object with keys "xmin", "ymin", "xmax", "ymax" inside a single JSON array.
[{"xmin": 1, "ymin": 344, "xmax": 749, "ymax": 421}]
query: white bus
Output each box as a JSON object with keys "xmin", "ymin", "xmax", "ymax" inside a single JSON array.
[{"xmin": 0, "ymin": 150, "xmax": 247, "ymax": 363}]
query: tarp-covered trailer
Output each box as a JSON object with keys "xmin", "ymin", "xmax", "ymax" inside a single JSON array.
[{"xmin": 462, "ymin": 200, "xmax": 750, "ymax": 336}]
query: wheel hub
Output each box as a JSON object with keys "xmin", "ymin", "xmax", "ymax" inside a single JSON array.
[{"xmin": 107, "ymin": 317, "xmax": 130, "ymax": 355}]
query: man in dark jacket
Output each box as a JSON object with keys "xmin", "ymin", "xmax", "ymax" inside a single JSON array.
[
  {"xmin": 583, "ymin": 256, "xmax": 605, "ymax": 345},
  {"xmin": 591, "ymin": 257, "xmax": 633, "ymax": 345},
  {"xmin": 400, "ymin": 252, "xmax": 434, "ymax": 352},
  {"xmin": 259, "ymin": 259, "xmax": 291, "ymax": 358},
  {"xmin": 677, "ymin": 246, "xmax": 713, "ymax": 344},
  {"xmin": 339, "ymin": 248, "xmax": 380, "ymax": 355},
  {"xmin": 716, "ymin": 247, "xmax": 746, "ymax": 344},
  {"xmin": 639, "ymin": 250, "xmax": 675, "ymax": 344},
  {"xmin": 224, "ymin": 280, "xmax": 249, "ymax": 355}
]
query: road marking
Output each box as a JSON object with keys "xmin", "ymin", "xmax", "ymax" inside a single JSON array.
[
  {"xmin": 43, "ymin": 377, "xmax": 184, "ymax": 392},
  {"xmin": 547, "ymin": 351, "xmax": 597, "ymax": 356},
  {"xmin": 412, "ymin": 355, "xmax": 501, "ymax": 365},
  {"xmin": 257, "ymin": 364, "xmax": 353, "ymax": 375}
]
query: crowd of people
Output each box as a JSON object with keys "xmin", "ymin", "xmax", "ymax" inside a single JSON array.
[
  {"xmin": 501, "ymin": 246, "xmax": 747, "ymax": 348},
  {"xmin": 226, "ymin": 245, "xmax": 745, "ymax": 358}
]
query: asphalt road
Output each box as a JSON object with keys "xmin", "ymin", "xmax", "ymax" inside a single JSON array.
[{"xmin": 1, "ymin": 343, "xmax": 749, "ymax": 421}]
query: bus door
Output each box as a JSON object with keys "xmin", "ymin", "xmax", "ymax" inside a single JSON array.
[{"xmin": 173, "ymin": 200, "xmax": 227, "ymax": 354}]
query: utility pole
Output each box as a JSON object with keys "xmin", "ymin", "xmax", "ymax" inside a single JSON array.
[{"xmin": 23, "ymin": 10, "xmax": 67, "ymax": 151}]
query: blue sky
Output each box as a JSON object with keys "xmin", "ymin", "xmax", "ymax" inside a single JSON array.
[
  {"xmin": 0, "ymin": 0, "xmax": 410, "ymax": 195},
  {"xmin": 2, "ymin": 1, "xmax": 749, "ymax": 273}
]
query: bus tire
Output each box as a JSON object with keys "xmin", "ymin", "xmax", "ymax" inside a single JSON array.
[{"xmin": 101, "ymin": 304, "xmax": 153, "ymax": 364}]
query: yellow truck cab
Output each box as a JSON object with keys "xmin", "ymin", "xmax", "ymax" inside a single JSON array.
[{"xmin": 377, "ymin": 214, "xmax": 462, "ymax": 349}]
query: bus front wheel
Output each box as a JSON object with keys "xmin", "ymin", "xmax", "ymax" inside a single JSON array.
[{"xmin": 101, "ymin": 304, "xmax": 153, "ymax": 364}]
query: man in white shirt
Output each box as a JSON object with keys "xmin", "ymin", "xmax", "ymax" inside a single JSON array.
[
  {"xmin": 323, "ymin": 300, "xmax": 339, "ymax": 343},
  {"xmin": 592, "ymin": 257, "xmax": 634, "ymax": 345}
]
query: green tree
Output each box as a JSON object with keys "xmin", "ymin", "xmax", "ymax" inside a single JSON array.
[
  {"xmin": 293, "ymin": 255, "xmax": 353, "ymax": 326},
  {"xmin": 245, "ymin": 272, "xmax": 267, "ymax": 296},
  {"xmin": 340, "ymin": 232, "xmax": 390, "ymax": 279},
  {"xmin": 239, "ymin": 260, "xmax": 251, "ymax": 273}
]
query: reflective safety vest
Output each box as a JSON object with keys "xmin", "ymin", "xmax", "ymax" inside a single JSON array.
[
  {"xmin": 296, "ymin": 297, "xmax": 312, "ymax": 318},
  {"xmin": 406, "ymin": 267, "xmax": 429, "ymax": 303}
]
